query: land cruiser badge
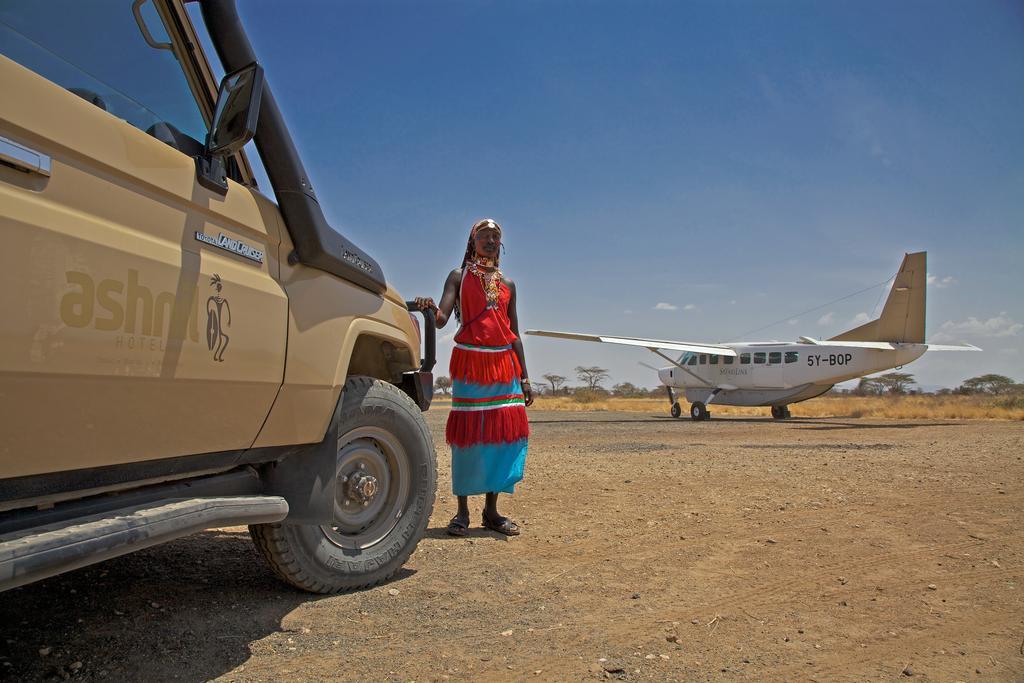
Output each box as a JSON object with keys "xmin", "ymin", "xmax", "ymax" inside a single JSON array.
[
  {"xmin": 194, "ymin": 231, "xmax": 264, "ymax": 264},
  {"xmin": 206, "ymin": 274, "xmax": 231, "ymax": 362}
]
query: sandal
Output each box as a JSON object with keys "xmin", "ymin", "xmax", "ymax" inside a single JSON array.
[
  {"xmin": 481, "ymin": 514, "xmax": 520, "ymax": 536},
  {"xmin": 446, "ymin": 515, "xmax": 469, "ymax": 537}
]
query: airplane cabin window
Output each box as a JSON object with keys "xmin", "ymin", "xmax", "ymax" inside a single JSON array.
[
  {"xmin": 785, "ymin": 352, "xmax": 798, "ymax": 364},
  {"xmin": 724, "ymin": 356, "xmax": 734, "ymax": 365},
  {"xmin": 699, "ymin": 355, "xmax": 707, "ymax": 365},
  {"xmin": 710, "ymin": 355, "xmax": 719, "ymax": 365},
  {"xmin": 687, "ymin": 355, "xmax": 697, "ymax": 366},
  {"xmin": 754, "ymin": 352, "xmax": 766, "ymax": 364},
  {"xmin": 769, "ymin": 352, "xmax": 782, "ymax": 364},
  {"xmin": 740, "ymin": 353, "xmax": 751, "ymax": 364}
]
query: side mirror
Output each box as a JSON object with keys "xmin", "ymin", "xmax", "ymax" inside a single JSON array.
[
  {"xmin": 208, "ymin": 62, "xmax": 264, "ymax": 155},
  {"xmin": 196, "ymin": 62, "xmax": 264, "ymax": 193}
]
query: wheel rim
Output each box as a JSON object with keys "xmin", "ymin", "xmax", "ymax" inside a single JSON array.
[
  {"xmin": 320, "ymin": 426, "xmax": 411, "ymax": 550},
  {"xmin": 691, "ymin": 404, "xmax": 700, "ymax": 419}
]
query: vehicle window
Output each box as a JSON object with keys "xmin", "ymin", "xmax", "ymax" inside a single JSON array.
[
  {"xmin": 769, "ymin": 352, "xmax": 782, "ymax": 364},
  {"xmin": 0, "ymin": 1, "xmax": 207, "ymax": 146},
  {"xmin": 710, "ymin": 355, "xmax": 718, "ymax": 365},
  {"xmin": 785, "ymin": 351, "xmax": 799, "ymax": 364},
  {"xmin": 699, "ymin": 355, "xmax": 707, "ymax": 365},
  {"xmin": 184, "ymin": 2, "xmax": 268, "ymax": 191},
  {"xmin": 687, "ymin": 355, "xmax": 697, "ymax": 366},
  {"xmin": 754, "ymin": 352, "xmax": 766, "ymax": 364},
  {"xmin": 740, "ymin": 353, "xmax": 750, "ymax": 364},
  {"xmin": 724, "ymin": 356, "xmax": 734, "ymax": 365}
]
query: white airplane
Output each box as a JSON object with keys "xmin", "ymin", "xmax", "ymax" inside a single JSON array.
[{"xmin": 526, "ymin": 252, "xmax": 979, "ymax": 421}]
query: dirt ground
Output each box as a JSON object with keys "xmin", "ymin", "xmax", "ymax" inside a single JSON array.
[{"xmin": 2, "ymin": 410, "xmax": 1022, "ymax": 682}]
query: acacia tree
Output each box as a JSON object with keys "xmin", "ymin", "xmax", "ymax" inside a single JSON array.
[
  {"xmin": 575, "ymin": 365, "xmax": 610, "ymax": 390},
  {"xmin": 854, "ymin": 377, "xmax": 884, "ymax": 396},
  {"xmin": 961, "ymin": 374, "xmax": 1015, "ymax": 394},
  {"xmin": 612, "ymin": 382, "xmax": 642, "ymax": 397},
  {"xmin": 875, "ymin": 372, "xmax": 916, "ymax": 394},
  {"xmin": 434, "ymin": 376, "xmax": 452, "ymax": 395},
  {"xmin": 542, "ymin": 373, "xmax": 567, "ymax": 396}
]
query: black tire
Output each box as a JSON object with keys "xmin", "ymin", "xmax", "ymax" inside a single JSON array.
[
  {"xmin": 690, "ymin": 402, "xmax": 707, "ymax": 421},
  {"xmin": 250, "ymin": 376, "xmax": 436, "ymax": 593},
  {"xmin": 771, "ymin": 405, "xmax": 790, "ymax": 420},
  {"xmin": 670, "ymin": 402, "xmax": 682, "ymax": 418}
]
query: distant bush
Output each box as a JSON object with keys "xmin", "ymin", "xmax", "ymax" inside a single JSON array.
[
  {"xmin": 996, "ymin": 394, "xmax": 1024, "ymax": 410},
  {"xmin": 572, "ymin": 389, "xmax": 605, "ymax": 404}
]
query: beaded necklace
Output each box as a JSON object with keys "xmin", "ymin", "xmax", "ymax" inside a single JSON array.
[{"xmin": 466, "ymin": 257, "xmax": 502, "ymax": 309}]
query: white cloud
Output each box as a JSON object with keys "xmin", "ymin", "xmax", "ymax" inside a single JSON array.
[
  {"xmin": 654, "ymin": 302, "xmax": 677, "ymax": 311},
  {"xmin": 787, "ymin": 318, "xmax": 799, "ymax": 326},
  {"xmin": 849, "ymin": 312, "xmax": 871, "ymax": 326},
  {"xmin": 683, "ymin": 304, "xmax": 697, "ymax": 311},
  {"xmin": 870, "ymin": 141, "xmax": 892, "ymax": 167},
  {"xmin": 825, "ymin": 74, "xmax": 893, "ymax": 167},
  {"xmin": 937, "ymin": 312, "xmax": 1022, "ymax": 339},
  {"xmin": 818, "ymin": 312, "xmax": 835, "ymax": 326},
  {"xmin": 927, "ymin": 274, "xmax": 957, "ymax": 289}
]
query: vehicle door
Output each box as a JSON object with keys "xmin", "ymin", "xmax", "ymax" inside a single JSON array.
[
  {"xmin": 752, "ymin": 350, "xmax": 784, "ymax": 388},
  {"xmin": 780, "ymin": 350, "xmax": 804, "ymax": 386},
  {"xmin": 0, "ymin": 0, "xmax": 288, "ymax": 480}
]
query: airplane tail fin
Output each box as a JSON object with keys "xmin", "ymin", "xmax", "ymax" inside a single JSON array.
[{"xmin": 829, "ymin": 251, "xmax": 927, "ymax": 344}]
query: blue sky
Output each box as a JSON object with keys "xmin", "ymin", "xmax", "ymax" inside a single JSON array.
[{"xmin": 211, "ymin": 1, "xmax": 1022, "ymax": 390}]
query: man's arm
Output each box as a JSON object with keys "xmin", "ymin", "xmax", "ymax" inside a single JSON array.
[
  {"xmin": 415, "ymin": 268, "xmax": 461, "ymax": 328},
  {"xmin": 506, "ymin": 279, "xmax": 534, "ymax": 406}
]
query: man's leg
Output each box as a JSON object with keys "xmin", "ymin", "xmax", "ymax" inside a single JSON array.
[
  {"xmin": 483, "ymin": 492, "xmax": 520, "ymax": 535},
  {"xmin": 446, "ymin": 495, "xmax": 471, "ymax": 536},
  {"xmin": 456, "ymin": 495, "xmax": 470, "ymax": 525}
]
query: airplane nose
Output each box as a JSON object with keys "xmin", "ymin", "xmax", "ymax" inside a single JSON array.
[{"xmin": 658, "ymin": 367, "xmax": 672, "ymax": 385}]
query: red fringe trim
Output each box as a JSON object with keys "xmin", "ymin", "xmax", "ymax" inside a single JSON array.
[
  {"xmin": 450, "ymin": 346, "xmax": 522, "ymax": 385},
  {"xmin": 446, "ymin": 406, "xmax": 530, "ymax": 448}
]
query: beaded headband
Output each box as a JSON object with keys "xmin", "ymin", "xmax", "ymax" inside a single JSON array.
[{"xmin": 470, "ymin": 218, "xmax": 502, "ymax": 239}]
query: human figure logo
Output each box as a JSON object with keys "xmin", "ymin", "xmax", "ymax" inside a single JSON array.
[{"xmin": 206, "ymin": 274, "xmax": 232, "ymax": 362}]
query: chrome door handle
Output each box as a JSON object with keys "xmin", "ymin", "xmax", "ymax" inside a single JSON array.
[{"xmin": 0, "ymin": 135, "xmax": 51, "ymax": 177}]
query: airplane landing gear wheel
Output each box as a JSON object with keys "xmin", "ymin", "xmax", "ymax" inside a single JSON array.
[
  {"xmin": 771, "ymin": 405, "xmax": 791, "ymax": 420},
  {"xmin": 671, "ymin": 402, "xmax": 682, "ymax": 418},
  {"xmin": 690, "ymin": 402, "xmax": 709, "ymax": 421}
]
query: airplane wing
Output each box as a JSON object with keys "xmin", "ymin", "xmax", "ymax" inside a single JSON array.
[
  {"xmin": 799, "ymin": 337, "xmax": 981, "ymax": 352},
  {"xmin": 918, "ymin": 343, "xmax": 983, "ymax": 351},
  {"xmin": 525, "ymin": 330, "xmax": 737, "ymax": 356}
]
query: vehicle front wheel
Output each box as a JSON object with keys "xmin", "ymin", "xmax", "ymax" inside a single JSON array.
[
  {"xmin": 250, "ymin": 376, "xmax": 437, "ymax": 593},
  {"xmin": 671, "ymin": 402, "xmax": 682, "ymax": 418}
]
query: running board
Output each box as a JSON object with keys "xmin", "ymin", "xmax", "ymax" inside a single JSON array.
[{"xmin": 0, "ymin": 496, "xmax": 288, "ymax": 592}]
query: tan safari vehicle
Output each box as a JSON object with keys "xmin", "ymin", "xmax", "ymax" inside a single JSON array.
[{"xmin": 0, "ymin": 0, "xmax": 438, "ymax": 593}]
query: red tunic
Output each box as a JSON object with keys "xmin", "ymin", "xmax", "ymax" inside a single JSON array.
[
  {"xmin": 454, "ymin": 268, "xmax": 517, "ymax": 346},
  {"xmin": 446, "ymin": 269, "xmax": 529, "ymax": 448},
  {"xmin": 448, "ymin": 269, "xmax": 522, "ymax": 385}
]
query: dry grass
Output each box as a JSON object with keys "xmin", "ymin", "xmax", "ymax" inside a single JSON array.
[{"xmin": 511, "ymin": 394, "xmax": 1024, "ymax": 420}]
